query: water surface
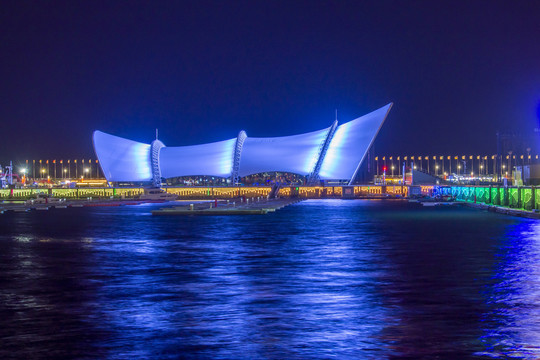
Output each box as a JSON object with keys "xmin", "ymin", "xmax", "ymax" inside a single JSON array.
[{"xmin": 1, "ymin": 200, "xmax": 539, "ymax": 359}]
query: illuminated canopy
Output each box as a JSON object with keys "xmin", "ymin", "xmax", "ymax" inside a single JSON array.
[
  {"xmin": 160, "ymin": 138, "xmax": 236, "ymax": 179},
  {"xmin": 93, "ymin": 103, "xmax": 392, "ymax": 184},
  {"xmin": 93, "ymin": 131, "xmax": 152, "ymax": 182},
  {"xmin": 238, "ymin": 127, "xmax": 331, "ymax": 177},
  {"xmin": 319, "ymin": 104, "xmax": 392, "ymax": 180}
]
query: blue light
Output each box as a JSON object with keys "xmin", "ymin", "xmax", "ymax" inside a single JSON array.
[
  {"xmin": 93, "ymin": 104, "xmax": 392, "ymax": 182},
  {"xmin": 160, "ymin": 138, "xmax": 236, "ymax": 178},
  {"xmin": 319, "ymin": 104, "xmax": 392, "ymax": 180},
  {"xmin": 238, "ymin": 128, "xmax": 330, "ymax": 177},
  {"xmin": 93, "ymin": 131, "xmax": 152, "ymax": 182},
  {"xmin": 536, "ymin": 100, "xmax": 540, "ymax": 126}
]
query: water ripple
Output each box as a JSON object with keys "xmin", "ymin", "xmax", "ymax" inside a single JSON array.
[{"xmin": 0, "ymin": 200, "xmax": 538, "ymax": 359}]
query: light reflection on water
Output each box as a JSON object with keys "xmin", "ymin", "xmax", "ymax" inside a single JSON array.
[
  {"xmin": 0, "ymin": 200, "xmax": 539, "ymax": 359},
  {"xmin": 477, "ymin": 221, "xmax": 540, "ymax": 359}
]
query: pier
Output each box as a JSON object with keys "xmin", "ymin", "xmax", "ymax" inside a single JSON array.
[{"xmin": 151, "ymin": 198, "xmax": 301, "ymax": 216}]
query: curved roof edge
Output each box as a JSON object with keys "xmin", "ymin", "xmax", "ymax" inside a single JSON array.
[{"xmin": 93, "ymin": 103, "xmax": 393, "ymax": 182}]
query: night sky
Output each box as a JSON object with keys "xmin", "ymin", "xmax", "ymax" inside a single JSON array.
[{"xmin": 1, "ymin": 1, "xmax": 539, "ymax": 166}]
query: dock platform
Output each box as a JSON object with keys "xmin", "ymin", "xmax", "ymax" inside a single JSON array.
[{"xmin": 151, "ymin": 198, "xmax": 301, "ymax": 216}]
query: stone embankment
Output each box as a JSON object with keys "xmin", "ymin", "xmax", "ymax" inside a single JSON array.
[
  {"xmin": 0, "ymin": 198, "xmax": 161, "ymax": 214},
  {"xmin": 460, "ymin": 201, "xmax": 540, "ymax": 219},
  {"xmin": 0, "ymin": 196, "xmax": 302, "ymax": 215}
]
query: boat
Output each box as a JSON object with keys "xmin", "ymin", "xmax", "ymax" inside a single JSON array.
[
  {"xmin": 413, "ymin": 194, "xmax": 456, "ymax": 207},
  {"xmin": 25, "ymin": 193, "xmax": 64, "ymax": 205},
  {"xmin": 139, "ymin": 188, "xmax": 178, "ymax": 201}
]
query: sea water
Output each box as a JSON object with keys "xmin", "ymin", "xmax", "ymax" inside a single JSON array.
[{"xmin": 0, "ymin": 200, "xmax": 539, "ymax": 359}]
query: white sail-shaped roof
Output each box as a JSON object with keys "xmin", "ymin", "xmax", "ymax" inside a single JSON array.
[
  {"xmin": 93, "ymin": 131, "xmax": 152, "ymax": 182},
  {"xmin": 319, "ymin": 104, "xmax": 393, "ymax": 180},
  {"xmin": 93, "ymin": 103, "xmax": 392, "ymax": 183},
  {"xmin": 238, "ymin": 127, "xmax": 330, "ymax": 177},
  {"xmin": 160, "ymin": 138, "xmax": 236, "ymax": 178}
]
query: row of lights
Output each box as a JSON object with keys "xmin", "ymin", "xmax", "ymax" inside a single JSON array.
[
  {"xmin": 381, "ymin": 163, "xmax": 510, "ymax": 177},
  {"xmin": 20, "ymin": 168, "xmax": 91, "ymax": 174},
  {"xmin": 375, "ymin": 154, "xmax": 540, "ymax": 161},
  {"xmin": 19, "ymin": 167, "xmax": 92, "ymax": 178}
]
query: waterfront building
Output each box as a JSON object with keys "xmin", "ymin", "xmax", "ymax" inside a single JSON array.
[{"xmin": 93, "ymin": 104, "xmax": 393, "ymax": 186}]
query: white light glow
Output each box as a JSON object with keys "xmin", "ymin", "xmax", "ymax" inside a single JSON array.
[
  {"xmin": 160, "ymin": 138, "xmax": 236, "ymax": 178},
  {"xmin": 93, "ymin": 131, "xmax": 152, "ymax": 182},
  {"xmin": 93, "ymin": 104, "xmax": 392, "ymax": 182},
  {"xmin": 319, "ymin": 104, "xmax": 392, "ymax": 180},
  {"xmin": 238, "ymin": 127, "xmax": 329, "ymax": 177}
]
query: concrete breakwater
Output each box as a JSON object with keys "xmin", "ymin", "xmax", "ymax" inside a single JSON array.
[
  {"xmin": 151, "ymin": 198, "xmax": 302, "ymax": 216},
  {"xmin": 0, "ymin": 197, "xmax": 301, "ymax": 215},
  {"xmin": 460, "ymin": 202, "xmax": 540, "ymax": 219},
  {"xmin": 432, "ymin": 185, "xmax": 540, "ymax": 220},
  {"xmin": 0, "ymin": 198, "xmax": 152, "ymax": 214}
]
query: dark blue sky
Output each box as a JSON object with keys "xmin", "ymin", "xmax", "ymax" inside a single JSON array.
[{"xmin": 1, "ymin": 1, "xmax": 539, "ymax": 164}]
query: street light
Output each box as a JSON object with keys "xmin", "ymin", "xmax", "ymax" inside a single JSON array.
[{"xmin": 20, "ymin": 168, "xmax": 27, "ymax": 184}]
